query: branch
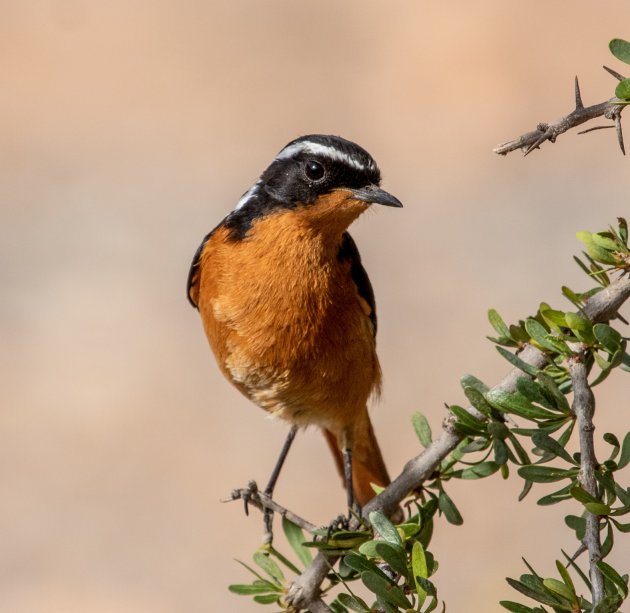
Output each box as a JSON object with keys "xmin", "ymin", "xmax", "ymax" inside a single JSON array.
[
  {"xmin": 285, "ymin": 271, "xmax": 630, "ymax": 611},
  {"xmin": 567, "ymin": 350, "xmax": 604, "ymax": 605},
  {"xmin": 494, "ymin": 75, "xmax": 627, "ymax": 156},
  {"xmin": 229, "ymin": 481, "xmax": 317, "ymax": 534}
]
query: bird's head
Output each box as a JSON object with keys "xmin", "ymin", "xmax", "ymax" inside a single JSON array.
[{"xmin": 225, "ymin": 134, "xmax": 402, "ymax": 239}]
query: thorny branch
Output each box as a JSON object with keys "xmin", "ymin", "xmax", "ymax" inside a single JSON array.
[
  {"xmin": 567, "ymin": 349, "xmax": 604, "ymax": 606},
  {"xmin": 494, "ymin": 71, "xmax": 628, "ymax": 156},
  {"xmin": 230, "ymin": 481, "xmax": 317, "ymax": 535},
  {"xmin": 283, "ymin": 271, "xmax": 630, "ymax": 612}
]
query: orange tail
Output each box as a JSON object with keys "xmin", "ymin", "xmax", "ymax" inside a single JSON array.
[{"xmin": 323, "ymin": 407, "xmax": 391, "ymax": 508}]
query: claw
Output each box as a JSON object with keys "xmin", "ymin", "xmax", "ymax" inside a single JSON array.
[{"xmin": 324, "ymin": 513, "xmax": 350, "ymax": 540}]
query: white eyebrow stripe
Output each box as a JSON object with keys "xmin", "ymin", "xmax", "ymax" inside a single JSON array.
[
  {"xmin": 275, "ymin": 141, "xmax": 374, "ymax": 172},
  {"xmin": 234, "ymin": 179, "xmax": 262, "ymax": 210}
]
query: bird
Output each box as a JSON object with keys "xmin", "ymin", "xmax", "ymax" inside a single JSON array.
[{"xmin": 187, "ymin": 134, "xmax": 402, "ymax": 540}]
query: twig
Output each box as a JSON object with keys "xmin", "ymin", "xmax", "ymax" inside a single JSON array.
[
  {"xmin": 567, "ymin": 348, "xmax": 604, "ymax": 606},
  {"xmin": 285, "ymin": 271, "xmax": 630, "ymax": 611},
  {"xmin": 229, "ymin": 481, "xmax": 317, "ymax": 534},
  {"xmin": 494, "ymin": 75, "xmax": 627, "ymax": 156}
]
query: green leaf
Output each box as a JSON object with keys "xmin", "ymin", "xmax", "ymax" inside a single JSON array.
[
  {"xmin": 228, "ymin": 582, "xmax": 278, "ymax": 595},
  {"xmin": 540, "ymin": 306, "xmax": 568, "ymax": 333},
  {"xmin": 524, "ymin": 318, "xmax": 549, "ymax": 345},
  {"xmin": 344, "ymin": 553, "xmax": 387, "ymax": 577},
  {"xmin": 507, "ymin": 433, "xmax": 532, "ymax": 465},
  {"xmin": 618, "ymin": 432, "xmax": 630, "ymax": 469},
  {"xmin": 524, "ymin": 318, "xmax": 572, "ymax": 355},
  {"xmin": 361, "ymin": 571, "xmax": 412, "ymax": 609},
  {"xmin": 597, "ymin": 560, "xmax": 629, "ymax": 597},
  {"xmin": 610, "ymin": 517, "xmax": 630, "ymax": 532},
  {"xmin": 253, "ymin": 593, "xmax": 280, "ymax": 604},
  {"xmin": 610, "ymin": 38, "xmax": 630, "ymax": 64},
  {"xmin": 360, "ymin": 541, "xmax": 407, "ymax": 576},
  {"xmin": 463, "ymin": 385, "xmax": 494, "ymax": 416},
  {"xmin": 486, "ymin": 389, "xmax": 559, "ymax": 420},
  {"xmin": 618, "ymin": 217, "xmax": 629, "ymax": 245},
  {"xmin": 564, "ymin": 312, "xmax": 595, "ymax": 343},
  {"xmin": 517, "ymin": 465, "xmax": 576, "ymax": 483},
  {"xmin": 585, "ymin": 502, "xmax": 611, "ymax": 515},
  {"xmin": 489, "ymin": 308, "xmax": 512, "ymax": 339},
  {"xmin": 337, "ymin": 592, "xmax": 371, "ymax": 613},
  {"xmin": 592, "ymin": 232, "xmax": 621, "ymax": 251},
  {"xmin": 499, "ymin": 601, "xmax": 535, "ymax": 612},
  {"xmin": 594, "ymin": 323, "xmax": 623, "ymax": 354},
  {"xmin": 438, "ymin": 488, "xmax": 463, "ymax": 525},
  {"xmin": 373, "ymin": 542, "xmax": 409, "ymax": 579},
  {"xmin": 282, "ymin": 517, "xmax": 312, "ymax": 567},
  {"xmin": 412, "ymin": 541, "xmax": 428, "ymax": 607},
  {"xmin": 460, "ymin": 374, "xmax": 490, "ymax": 394},
  {"xmin": 555, "ymin": 560, "xmax": 576, "ymax": 599},
  {"xmin": 457, "ymin": 461, "xmax": 501, "ymax": 480},
  {"xmin": 518, "ymin": 479, "xmax": 533, "ymax": 502},
  {"xmin": 577, "ymin": 231, "xmax": 619, "ymax": 266},
  {"xmin": 536, "ymin": 373, "xmax": 571, "ymax": 413},
  {"xmin": 570, "ymin": 485, "xmax": 611, "ymax": 514},
  {"xmin": 368, "ymin": 511, "xmax": 402, "ymax": 547},
  {"xmin": 506, "ymin": 577, "xmax": 562, "ymax": 606},
  {"xmin": 450, "ymin": 404, "xmax": 487, "ymax": 434},
  {"xmin": 267, "ymin": 545, "xmax": 300, "ymax": 575},
  {"xmin": 542, "ymin": 577, "xmax": 575, "ymax": 603},
  {"xmin": 495, "ymin": 345, "xmax": 542, "ymax": 377},
  {"xmin": 531, "ymin": 432, "xmax": 576, "ymax": 464},
  {"xmin": 601, "ymin": 520, "xmax": 614, "ymax": 557},
  {"xmin": 517, "ymin": 378, "xmax": 556, "ymax": 410},
  {"xmin": 565, "ymin": 514, "xmax": 587, "ymax": 540},
  {"xmin": 616, "ymin": 77, "xmax": 630, "ymax": 100},
  {"xmin": 537, "ymin": 482, "xmax": 574, "ymax": 506},
  {"xmin": 412, "ymin": 412, "xmax": 433, "ymax": 448},
  {"xmin": 253, "ymin": 551, "xmax": 285, "ymax": 583},
  {"xmin": 494, "ymin": 438, "xmax": 509, "ymax": 465}
]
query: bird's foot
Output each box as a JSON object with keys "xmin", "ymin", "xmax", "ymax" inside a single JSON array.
[
  {"xmin": 230, "ymin": 479, "xmax": 260, "ymax": 517},
  {"xmin": 323, "ymin": 513, "xmax": 350, "ymax": 541}
]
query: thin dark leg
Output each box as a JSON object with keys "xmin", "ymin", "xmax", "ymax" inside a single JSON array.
[
  {"xmin": 263, "ymin": 425, "xmax": 298, "ymax": 543},
  {"xmin": 343, "ymin": 446, "xmax": 356, "ymax": 515}
]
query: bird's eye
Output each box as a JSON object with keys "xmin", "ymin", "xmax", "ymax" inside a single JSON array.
[{"xmin": 304, "ymin": 160, "xmax": 325, "ymax": 181}]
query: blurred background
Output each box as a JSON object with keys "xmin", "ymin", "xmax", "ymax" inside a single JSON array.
[{"xmin": 2, "ymin": 1, "xmax": 630, "ymax": 611}]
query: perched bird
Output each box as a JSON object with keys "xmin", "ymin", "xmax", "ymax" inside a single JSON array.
[{"xmin": 187, "ymin": 134, "xmax": 402, "ymax": 538}]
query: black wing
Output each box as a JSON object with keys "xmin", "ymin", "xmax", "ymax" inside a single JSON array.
[{"xmin": 338, "ymin": 231, "xmax": 377, "ymax": 336}]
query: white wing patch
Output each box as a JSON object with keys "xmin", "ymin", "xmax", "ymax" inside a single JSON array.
[{"xmin": 275, "ymin": 141, "xmax": 375, "ymax": 173}]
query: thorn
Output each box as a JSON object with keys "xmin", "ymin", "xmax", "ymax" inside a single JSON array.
[
  {"xmin": 574, "ymin": 76, "xmax": 584, "ymax": 110},
  {"xmin": 615, "ymin": 112, "xmax": 626, "ymax": 155},
  {"xmin": 578, "ymin": 125, "xmax": 615, "ymax": 135},
  {"xmin": 523, "ymin": 131, "xmax": 549, "ymax": 156},
  {"xmin": 603, "ymin": 65, "xmax": 626, "ymax": 82}
]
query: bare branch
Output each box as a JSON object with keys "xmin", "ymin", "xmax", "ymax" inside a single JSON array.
[
  {"xmin": 229, "ymin": 481, "xmax": 317, "ymax": 534},
  {"xmin": 567, "ymin": 349, "xmax": 604, "ymax": 605},
  {"xmin": 494, "ymin": 73, "xmax": 627, "ymax": 156},
  {"xmin": 285, "ymin": 271, "xmax": 630, "ymax": 611}
]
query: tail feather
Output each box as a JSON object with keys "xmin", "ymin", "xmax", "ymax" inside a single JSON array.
[{"xmin": 323, "ymin": 407, "xmax": 392, "ymax": 508}]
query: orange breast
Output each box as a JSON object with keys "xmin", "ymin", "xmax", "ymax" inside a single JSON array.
[{"xmin": 196, "ymin": 204, "xmax": 381, "ymax": 431}]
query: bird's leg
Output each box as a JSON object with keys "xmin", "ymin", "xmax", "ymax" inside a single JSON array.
[
  {"xmin": 343, "ymin": 446, "xmax": 358, "ymax": 516},
  {"xmin": 262, "ymin": 425, "xmax": 298, "ymax": 544},
  {"xmin": 323, "ymin": 448, "xmax": 357, "ymax": 540}
]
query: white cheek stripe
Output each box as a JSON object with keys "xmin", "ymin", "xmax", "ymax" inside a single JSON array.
[{"xmin": 275, "ymin": 141, "xmax": 375, "ymax": 173}]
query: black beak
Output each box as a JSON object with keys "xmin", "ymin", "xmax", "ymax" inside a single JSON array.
[{"xmin": 349, "ymin": 184, "xmax": 403, "ymax": 208}]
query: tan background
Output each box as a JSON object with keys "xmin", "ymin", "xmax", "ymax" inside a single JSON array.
[{"xmin": 2, "ymin": 2, "xmax": 630, "ymax": 611}]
